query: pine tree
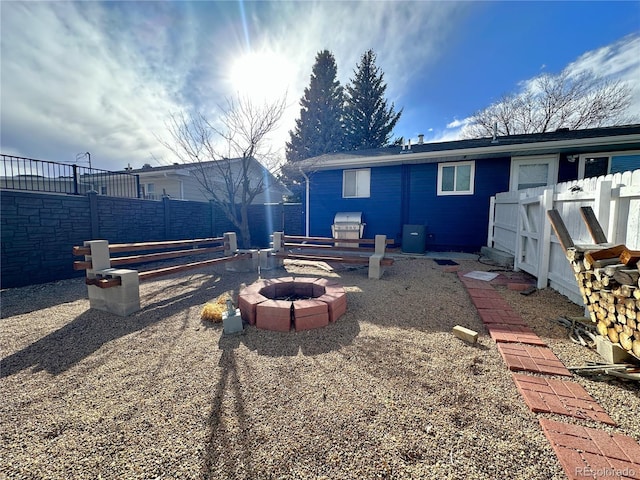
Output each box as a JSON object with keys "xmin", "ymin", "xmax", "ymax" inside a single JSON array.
[
  {"xmin": 286, "ymin": 50, "xmax": 345, "ymax": 162},
  {"xmin": 344, "ymin": 50, "xmax": 402, "ymax": 150}
]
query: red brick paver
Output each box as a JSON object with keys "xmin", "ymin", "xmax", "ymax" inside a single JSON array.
[
  {"xmin": 540, "ymin": 419, "xmax": 640, "ymax": 479},
  {"xmin": 497, "ymin": 343, "xmax": 572, "ymax": 376},
  {"xmin": 512, "ymin": 374, "xmax": 616, "ymax": 425},
  {"xmin": 487, "ymin": 324, "xmax": 547, "ymax": 346},
  {"xmin": 477, "ymin": 308, "xmax": 529, "ymax": 326}
]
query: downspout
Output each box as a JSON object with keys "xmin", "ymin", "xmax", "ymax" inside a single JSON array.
[{"xmin": 301, "ymin": 170, "xmax": 310, "ymax": 237}]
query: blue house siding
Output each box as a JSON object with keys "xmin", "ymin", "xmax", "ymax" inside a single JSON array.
[
  {"xmin": 308, "ymin": 166, "xmax": 403, "ymax": 241},
  {"xmin": 308, "ymin": 158, "xmax": 510, "ymax": 251},
  {"xmin": 405, "ymin": 157, "xmax": 510, "ymax": 251}
]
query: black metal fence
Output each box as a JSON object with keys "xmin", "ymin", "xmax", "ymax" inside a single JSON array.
[{"xmin": 0, "ymin": 154, "xmax": 140, "ymax": 198}]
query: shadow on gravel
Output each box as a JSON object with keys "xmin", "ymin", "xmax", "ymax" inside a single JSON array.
[
  {"xmin": 0, "ymin": 278, "xmax": 87, "ymax": 318},
  {"xmin": 0, "ymin": 275, "xmax": 222, "ymax": 377}
]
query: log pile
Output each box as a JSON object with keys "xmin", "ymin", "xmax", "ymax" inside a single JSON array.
[
  {"xmin": 567, "ymin": 245, "xmax": 640, "ymax": 358},
  {"xmin": 547, "ymin": 207, "xmax": 640, "ymax": 360}
]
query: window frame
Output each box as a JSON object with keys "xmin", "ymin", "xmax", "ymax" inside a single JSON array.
[
  {"xmin": 509, "ymin": 155, "xmax": 558, "ymax": 191},
  {"xmin": 437, "ymin": 160, "xmax": 475, "ymax": 196},
  {"xmin": 342, "ymin": 168, "xmax": 371, "ymax": 198},
  {"xmin": 577, "ymin": 150, "xmax": 640, "ymax": 179}
]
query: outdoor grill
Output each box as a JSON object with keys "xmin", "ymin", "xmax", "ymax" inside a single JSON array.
[{"xmin": 331, "ymin": 212, "xmax": 365, "ymax": 248}]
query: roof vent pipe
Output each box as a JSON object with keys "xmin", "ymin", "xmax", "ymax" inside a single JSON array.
[
  {"xmin": 491, "ymin": 122, "xmax": 498, "ymax": 144},
  {"xmin": 407, "ymin": 139, "xmax": 411, "ymax": 150},
  {"xmin": 418, "ymin": 134, "xmax": 424, "ymax": 145}
]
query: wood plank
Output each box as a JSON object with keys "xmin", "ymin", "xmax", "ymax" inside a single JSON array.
[
  {"xmin": 283, "ymin": 235, "xmax": 394, "ymax": 245},
  {"xmin": 73, "ymin": 237, "xmax": 225, "ymax": 256},
  {"xmin": 584, "ymin": 245, "xmax": 626, "ymax": 266},
  {"xmin": 619, "ymin": 248, "xmax": 640, "ymax": 267},
  {"xmin": 137, "ymin": 253, "xmax": 251, "ymax": 282},
  {"xmin": 546, "ymin": 209, "xmax": 574, "ymax": 253},
  {"xmin": 579, "ymin": 206, "xmax": 608, "ymax": 244},
  {"xmin": 110, "ymin": 246, "xmax": 225, "ymax": 266},
  {"xmin": 74, "ymin": 260, "xmax": 92, "ymax": 270},
  {"xmin": 276, "ymin": 252, "xmax": 394, "ymax": 266}
]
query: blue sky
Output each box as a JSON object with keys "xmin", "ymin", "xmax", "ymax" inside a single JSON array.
[{"xmin": 1, "ymin": 1, "xmax": 638, "ymax": 172}]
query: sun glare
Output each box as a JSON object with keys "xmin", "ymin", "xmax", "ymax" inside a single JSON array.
[{"xmin": 228, "ymin": 51, "xmax": 293, "ymax": 103}]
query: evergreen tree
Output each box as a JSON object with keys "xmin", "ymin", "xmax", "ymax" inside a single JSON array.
[
  {"xmin": 286, "ymin": 50, "xmax": 345, "ymax": 162},
  {"xmin": 344, "ymin": 50, "xmax": 402, "ymax": 150}
]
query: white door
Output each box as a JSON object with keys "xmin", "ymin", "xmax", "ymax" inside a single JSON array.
[{"xmin": 510, "ymin": 155, "xmax": 559, "ymax": 191}]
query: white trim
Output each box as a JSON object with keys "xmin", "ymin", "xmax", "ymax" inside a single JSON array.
[
  {"xmin": 578, "ymin": 149, "xmax": 640, "ymax": 179},
  {"xmin": 342, "ymin": 168, "xmax": 371, "ymax": 198},
  {"xmin": 437, "ymin": 160, "xmax": 475, "ymax": 196},
  {"xmin": 510, "ymin": 154, "xmax": 559, "ymax": 191},
  {"xmin": 301, "ymin": 133, "xmax": 640, "ymax": 171}
]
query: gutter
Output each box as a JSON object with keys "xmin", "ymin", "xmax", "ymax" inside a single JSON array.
[
  {"xmin": 301, "ymin": 133, "xmax": 640, "ymax": 172},
  {"xmin": 301, "ymin": 171, "xmax": 310, "ymax": 237}
]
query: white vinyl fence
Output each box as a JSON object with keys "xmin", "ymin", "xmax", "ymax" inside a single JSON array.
[{"xmin": 487, "ymin": 169, "xmax": 640, "ymax": 305}]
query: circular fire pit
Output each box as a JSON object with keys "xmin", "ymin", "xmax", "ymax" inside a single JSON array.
[{"xmin": 238, "ymin": 277, "xmax": 347, "ymax": 332}]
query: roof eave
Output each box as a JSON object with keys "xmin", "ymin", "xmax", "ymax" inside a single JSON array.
[{"xmin": 301, "ymin": 133, "xmax": 640, "ymax": 171}]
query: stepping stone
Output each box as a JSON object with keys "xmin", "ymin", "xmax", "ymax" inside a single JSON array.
[
  {"xmin": 512, "ymin": 374, "xmax": 616, "ymax": 425},
  {"xmin": 540, "ymin": 418, "xmax": 640, "ymax": 480},
  {"xmin": 477, "ymin": 308, "xmax": 529, "ymax": 326},
  {"xmin": 487, "ymin": 324, "xmax": 547, "ymax": 346},
  {"xmin": 497, "ymin": 343, "xmax": 572, "ymax": 376}
]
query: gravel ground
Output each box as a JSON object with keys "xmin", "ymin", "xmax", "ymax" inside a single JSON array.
[{"xmin": 1, "ymin": 256, "xmax": 638, "ymax": 480}]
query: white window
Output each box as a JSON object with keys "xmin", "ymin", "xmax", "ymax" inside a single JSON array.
[
  {"xmin": 343, "ymin": 169, "xmax": 370, "ymax": 198},
  {"xmin": 437, "ymin": 161, "xmax": 475, "ymax": 195},
  {"xmin": 577, "ymin": 150, "xmax": 640, "ymax": 179},
  {"xmin": 510, "ymin": 155, "xmax": 558, "ymax": 191}
]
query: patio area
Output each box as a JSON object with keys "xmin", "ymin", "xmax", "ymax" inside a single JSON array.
[{"xmin": 1, "ymin": 256, "xmax": 638, "ymax": 479}]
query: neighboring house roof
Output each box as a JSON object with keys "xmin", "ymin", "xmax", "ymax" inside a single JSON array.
[
  {"xmin": 125, "ymin": 157, "xmax": 291, "ymax": 200},
  {"xmin": 298, "ymin": 124, "xmax": 640, "ymax": 171}
]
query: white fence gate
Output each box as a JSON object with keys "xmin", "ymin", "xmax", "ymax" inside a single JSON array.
[{"xmin": 487, "ymin": 169, "xmax": 640, "ymax": 305}]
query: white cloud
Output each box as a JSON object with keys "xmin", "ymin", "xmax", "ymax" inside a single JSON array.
[{"xmin": 0, "ymin": 1, "xmax": 470, "ymax": 171}]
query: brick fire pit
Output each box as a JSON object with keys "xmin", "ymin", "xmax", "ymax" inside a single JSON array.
[{"xmin": 238, "ymin": 277, "xmax": 347, "ymax": 332}]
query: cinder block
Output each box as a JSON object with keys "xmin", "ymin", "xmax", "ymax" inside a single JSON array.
[
  {"xmin": 85, "ymin": 240, "xmax": 110, "ymax": 271},
  {"xmin": 452, "ymin": 325, "xmax": 479, "ymax": 344},
  {"xmin": 374, "ymin": 235, "xmax": 387, "ymax": 256},
  {"xmin": 595, "ymin": 336, "xmax": 633, "ymax": 364},
  {"xmin": 222, "ymin": 308, "xmax": 244, "ymax": 335},
  {"xmin": 368, "ymin": 254, "xmax": 383, "ymax": 279}
]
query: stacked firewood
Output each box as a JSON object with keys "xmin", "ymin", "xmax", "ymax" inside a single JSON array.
[{"xmin": 567, "ymin": 245, "xmax": 640, "ymax": 358}]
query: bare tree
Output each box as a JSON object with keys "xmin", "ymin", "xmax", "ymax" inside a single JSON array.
[
  {"xmin": 161, "ymin": 96, "xmax": 285, "ymax": 248},
  {"xmin": 462, "ymin": 70, "xmax": 635, "ymax": 138}
]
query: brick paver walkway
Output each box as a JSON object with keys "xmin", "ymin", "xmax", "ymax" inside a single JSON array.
[
  {"xmin": 540, "ymin": 419, "xmax": 640, "ymax": 479},
  {"xmin": 486, "ymin": 324, "xmax": 547, "ymax": 346},
  {"xmin": 455, "ymin": 269, "xmax": 640, "ymax": 479},
  {"xmin": 497, "ymin": 343, "xmax": 573, "ymax": 376},
  {"xmin": 512, "ymin": 374, "xmax": 616, "ymax": 425}
]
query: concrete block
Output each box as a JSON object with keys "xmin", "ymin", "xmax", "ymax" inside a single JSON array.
[
  {"xmin": 368, "ymin": 254, "xmax": 383, "ymax": 279},
  {"xmin": 88, "ymin": 268, "xmax": 140, "ymax": 316},
  {"xmin": 222, "ymin": 308, "xmax": 244, "ymax": 335},
  {"xmin": 595, "ymin": 336, "xmax": 633, "ymax": 364},
  {"xmin": 85, "ymin": 240, "xmax": 110, "ymax": 271},
  {"xmin": 223, "ymin": 232, "xmax": 238, "ymax": 257},
  {"xmin": 272, "ymin": 232, "xmax": 284, "ymax": 252},
  {"xmin": 259, "ymin": 248, "xmax": 279, "ymax": 270},
  {"xmin": 226, "ymin": 249, "xmax": 259, "ymax": 272},
  {"xmin": 452, "ymin": 325, "xmax": 479, "ymax": 344},
  {"xmin": 374, "ymin": 235, "xmax": 387, "ymax": 255}
]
